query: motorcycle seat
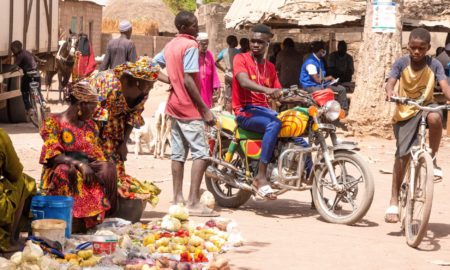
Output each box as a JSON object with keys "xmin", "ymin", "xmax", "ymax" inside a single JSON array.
[{"xmin": 235, "ymin": 128, "xmax": 263, "ymax": 140}]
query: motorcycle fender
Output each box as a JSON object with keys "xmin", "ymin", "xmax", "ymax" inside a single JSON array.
[{"xmin": 332, "ymin": 142, "xmax": 360, "ymax": 152}]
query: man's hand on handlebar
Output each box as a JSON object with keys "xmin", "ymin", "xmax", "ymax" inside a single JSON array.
[{"xmin": 267, "ymin": 88, "xmax": 283, "ymax": 99}]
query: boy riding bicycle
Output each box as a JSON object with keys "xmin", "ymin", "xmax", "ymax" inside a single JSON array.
[{"xmin": 384, "ymin": 28, "xmax": 450, "ymax": 223}]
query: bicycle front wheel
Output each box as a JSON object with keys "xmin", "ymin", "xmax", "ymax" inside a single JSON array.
[{"xmin": 405, "ymin": 152, "xmax": 434, "ymax": 248}]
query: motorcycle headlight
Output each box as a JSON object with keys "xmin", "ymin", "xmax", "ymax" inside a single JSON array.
[{"xmin": 324, "ymin": 100, "xmax": 341, "ymax": 121}]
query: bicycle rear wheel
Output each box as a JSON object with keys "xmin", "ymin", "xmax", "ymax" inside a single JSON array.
[
  {"xmin": 28, "ymin": 93, "xmax": 45, "ymax": 129},
  {"xmin": 404, "ymin": 152, "xmax": 434, "ymax": 248}
]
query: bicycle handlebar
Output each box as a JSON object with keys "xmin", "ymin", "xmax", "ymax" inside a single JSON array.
[{"xmin": 390, "ymin": 97, "xmax": 450, "ymax": 112}]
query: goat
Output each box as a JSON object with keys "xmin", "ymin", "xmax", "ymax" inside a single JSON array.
[{"xmin": 154, "ymin": 101, "xmax": 172, "ymax": 159}]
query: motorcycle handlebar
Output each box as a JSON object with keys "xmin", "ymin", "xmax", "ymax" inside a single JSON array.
[{"xmin": 390, "ymin": 97, "xmax": 450, "ymax": 111}]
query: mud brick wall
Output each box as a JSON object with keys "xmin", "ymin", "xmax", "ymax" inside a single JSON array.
[
  {"xmin": 59, "ymin": 1, "xmax": 103, "ymax": 56},
  {"xmin": 101, "ymin": 34, "xmax": 173, "ymax": 58}
]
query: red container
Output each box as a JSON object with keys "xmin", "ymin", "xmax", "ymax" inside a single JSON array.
[
  {"xmin": 312, "ymin": 89, "xmax": 334, "ymax": 106},
  {"xmin": 92, "ymin": 235, "xmax": 118, "ymax": 255}
]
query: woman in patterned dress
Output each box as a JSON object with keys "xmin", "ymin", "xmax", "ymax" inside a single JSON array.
[
  {"xmin": 90, "ymin": 57, "xmax": 160, "ymax": 206},
  {"xmin": 39, "ymin": 81, "xmax": 117, "ymax": 229}
]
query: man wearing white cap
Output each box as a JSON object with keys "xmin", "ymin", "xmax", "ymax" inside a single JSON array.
[{"xmin": 100, "ymin": 20, "xmax": 137, "ymax": 70}]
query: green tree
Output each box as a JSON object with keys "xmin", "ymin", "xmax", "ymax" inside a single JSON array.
[
  {"xmin": 163, "ymin": 0, "xmax": 196, "ymax": 12},
  {"xmin": 164, "ymin": 0, "xmax": 233, "ymax": 13}
]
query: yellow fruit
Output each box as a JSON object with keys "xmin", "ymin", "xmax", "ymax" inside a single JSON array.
[
  {"xmin": 188, "ymin": 246, "xmax": 196, "ymax": 253},
  {"xmin": 77, "ymin": 249, "xmax": 93, "ymax": 260},
  {"xmin": 64, "ymin": 253, "xmax": 78, "ymax": 261},
  {"xmin": 156, "ymin": 238, "xmax": 170, "ymax": 247},
  {"xmin": 144, "ymin": 234, "xmax": 156, "ymax": 246}
]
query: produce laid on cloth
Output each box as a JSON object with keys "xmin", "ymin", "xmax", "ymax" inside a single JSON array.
[{"xmin": 1, "ymin": 204, "xmax": 241, "ymax": 269}]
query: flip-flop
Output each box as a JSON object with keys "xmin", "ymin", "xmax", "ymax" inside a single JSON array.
[
  {"xmin": 384, "ymin": 205, "xmax": 399, "ymax": 223},
  {"xmin": 252, "ymin": 184, "xmax": 277, "ymax": 200},
  {"xmin": 189, "ymin": 207, "xmax": 220, "ymax": 217}
]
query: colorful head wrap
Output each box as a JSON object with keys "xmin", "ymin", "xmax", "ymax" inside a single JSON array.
[
  {"xmin": 113, "ymin": 56, "xmax": 160, "ymax": 82},
  {"xmin": 64, "ymin": 80, "xmax": 99, "ymax": 103}
]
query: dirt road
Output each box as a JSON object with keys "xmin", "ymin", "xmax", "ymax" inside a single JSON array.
[{"xmin": 1, "ymin": 84, "xmax": 449, "ymax": 269}]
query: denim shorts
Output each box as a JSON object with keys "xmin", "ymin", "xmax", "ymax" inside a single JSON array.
[{"xmin": 171, "ymin": 118, "xmax": 209, "ymax": 162}]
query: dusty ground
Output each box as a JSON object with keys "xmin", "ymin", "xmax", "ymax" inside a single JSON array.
[{"xmin": 1, "ymin": 83, "xmax": 450, "ymax": 270}]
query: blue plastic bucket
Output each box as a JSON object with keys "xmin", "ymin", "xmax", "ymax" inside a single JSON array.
[{"xmin": 31, "ymin": 196, "xmax": 74, "ymax": 238}]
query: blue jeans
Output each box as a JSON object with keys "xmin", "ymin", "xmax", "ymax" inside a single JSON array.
[{"xmin": 236, "ymin": 105, "xmax": 282, "ymax": 164}]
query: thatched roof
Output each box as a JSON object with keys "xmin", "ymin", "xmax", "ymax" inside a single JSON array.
[
  {"xmin": 225, "ymin": 0, "xmax": 450, "ymax": 31},
  {"xmin": 103, "ymin": 0, "xmax": 177, "ymax": 34}
]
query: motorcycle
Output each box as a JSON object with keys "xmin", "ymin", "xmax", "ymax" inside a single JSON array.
[{"xmin": 205, "ymin": 87, "xmax": 374, "ymax": 225}]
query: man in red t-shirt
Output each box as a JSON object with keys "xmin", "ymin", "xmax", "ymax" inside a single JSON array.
[{"xmin": 232, "ymin": 24, "xmax": 283, "ymax": 200}]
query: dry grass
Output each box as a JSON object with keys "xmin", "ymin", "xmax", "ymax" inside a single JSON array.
[{"xmin": 102, "ymin": 18, "xmax": 160, "ymax": 36}]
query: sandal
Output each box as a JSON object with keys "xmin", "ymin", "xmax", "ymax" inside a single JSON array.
[
  {"xmin": 252, "ymin": 184, "xmax": 277, "ymax": 200},
  {"xmin": 384, "ymin": 205, "xmax": 399, "ymax": 223}
]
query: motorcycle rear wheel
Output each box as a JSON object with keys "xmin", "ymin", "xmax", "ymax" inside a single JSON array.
[
  {"xmin": 312, "ymin": 150, "xmax": 374, "ymax": 225},
  {"xmin": 205, "ymin": 139, "xmax": 252, "ymax": 208}
]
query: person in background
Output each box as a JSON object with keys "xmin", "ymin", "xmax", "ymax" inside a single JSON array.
[
  {"xmin": 39, "ymin": 81, "xmax": 116, "ymax": 231},
  {"xmin": 276, "ymin": 38, "xmax": 303, "ymax": 88},
  {"xmin": 232, "ymin": 24, "xmax": 283, "ymax": 200},
  {"xmin": 328, "ymin": 40, "xmax": 354, "ymax": 83},
  {"xmin": 216, "ymin": 35, "xmax": 240, "ymax": 112},
  {"xmin": 100, "ymin": 20, "xmax": 137, "ymax": 71},
  {"xmin": 239, "ymin": 38, "xmax": 250, "ymax": 53},
  {"xmin": 300, "ymin": 41, "xmax": 349, "ymax": 114},
  {"xmin": 154, "ymin": 11, "xmax": 217, "ymax": 216},
  {"xmin": 197, "ymin": 32, "xmax": 221, "ymax": 108},
  {"xmin": 0, "ymin": 129, "xmax": 36, "ymax": 252},
  {"xmin": 91, "ymin": 57, "xmax": 161, "ymax": 206},
  {"xmin": 269, "ymin": 43, "xmax": 281, "ymax": 65},
  {"xmin": 384, "ymin": 28, "xmax": 450, "ymax": 223},
  {"xmin": 72, "ymin": 34, "xmax": 97, "ymax": 81},
  {"xmin": 435, "ymin": 43, "xmax": 450, "ymax": 76},
  {"xmin": 10, "ymin": 40, "xmax": 47, "ymax": 115},
  {"xmin": 435, "ymin": 47, "xmax": 445, "ymax": 57}
]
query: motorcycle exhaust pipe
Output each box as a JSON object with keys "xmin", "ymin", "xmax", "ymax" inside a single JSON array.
[{"xmin": 205, "ymin": 166, "xmax": 253, "ymax": 192}]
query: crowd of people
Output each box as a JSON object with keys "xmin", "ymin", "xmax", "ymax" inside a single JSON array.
[{"xmin": 1, "ymin": 9, "xmax": 449, "ymax": 254}]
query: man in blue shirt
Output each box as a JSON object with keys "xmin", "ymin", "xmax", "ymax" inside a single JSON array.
[{"xmin": 300, "ymin": 41, "xmax": 349, "ymax": 113}]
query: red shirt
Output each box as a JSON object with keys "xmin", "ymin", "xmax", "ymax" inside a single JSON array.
[
  {"xmin": 164, "ymin": 34, "xmax": 202, "ymax": 120},
  {"xmin": 232, "ymin": 52, "xmax": 281, "ymax": 115}
]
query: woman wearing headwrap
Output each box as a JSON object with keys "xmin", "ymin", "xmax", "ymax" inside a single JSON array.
[
  {"xmin": 72, "ymin": 33, "xmax": 97, "ymax": 81},
  {"xmin": 39, "ymin": 81, "xmax": 117, "ymax": 230},
  {"xmin": 90, "ymin": 56, "xmax": 160, "ymax": 206}
]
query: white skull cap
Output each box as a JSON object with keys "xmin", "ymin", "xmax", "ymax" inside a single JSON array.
[{"xmin": 197, "ymin": 32, "xmax": 209, "ymax": 41}]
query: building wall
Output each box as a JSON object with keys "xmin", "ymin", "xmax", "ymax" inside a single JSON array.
[
  {"xmin": 59, "ymin": 1, "xmax": 102, "ymax": 56},
  {"xmin": 101, "ymin": 33, "xmax": 173, "ymax": 58}
]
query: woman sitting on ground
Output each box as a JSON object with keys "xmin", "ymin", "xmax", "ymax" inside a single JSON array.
[
  {"xmin": 39, "ymin": 81, "xmax": 117, "ymax": 230},
  {"xmin": 89, "ymin": 56, "xmax": 160, "ymax": 206},
  {"xmin": 0, "ymin": 129, "xmax": 36, "ymax": 252}
]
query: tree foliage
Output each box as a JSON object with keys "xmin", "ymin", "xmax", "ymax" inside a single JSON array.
[{"xmin": 164, "ymin": 0, "xmax": 233, "ymax": 13}]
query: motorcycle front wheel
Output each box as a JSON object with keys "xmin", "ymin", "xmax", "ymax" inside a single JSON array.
[{"xmin": 312, "ymin": 150, "xmax": 374, "ymax": 225}]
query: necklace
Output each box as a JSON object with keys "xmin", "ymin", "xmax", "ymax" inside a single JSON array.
[{"xmin": 253, "ymin": 55, "xmax": 267, "ymax": 86}]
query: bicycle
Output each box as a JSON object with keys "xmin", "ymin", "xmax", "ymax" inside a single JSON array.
[
  {"xmin": 390, "ymin": 96, "xmax": 450, "ymax": 248},
  {"xmin": 26, "ymin": 70, "xmax": 47, "ymax": 129}
]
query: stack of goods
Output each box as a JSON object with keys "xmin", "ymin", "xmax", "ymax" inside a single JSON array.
[{"xmin": 0, "ymin": 205, "xmax": 241, "ymax": 270}]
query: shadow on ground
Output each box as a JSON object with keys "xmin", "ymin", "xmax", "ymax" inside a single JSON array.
[{"xmin": 219, "ymin": 198, "xmax": 317, "ymax": 219}]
